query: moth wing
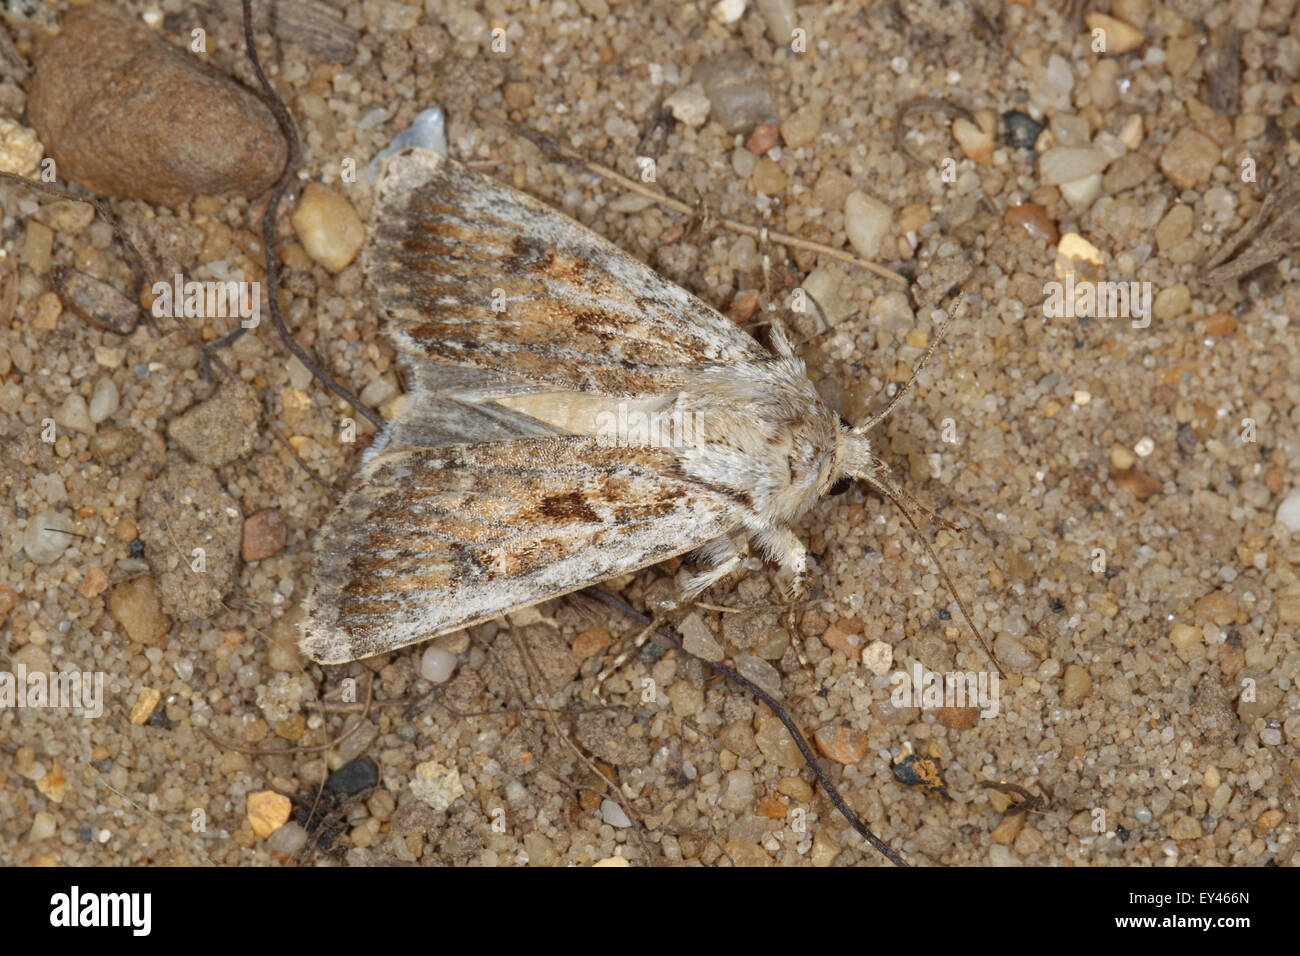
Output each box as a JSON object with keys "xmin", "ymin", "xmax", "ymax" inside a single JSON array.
[
  {"xmin": 302, "ymin": 435, "xmax": 743, "ymax": 664},
  {"xmin": 367, "ymin": 147, "xmax": 770, "ymax": 398}
]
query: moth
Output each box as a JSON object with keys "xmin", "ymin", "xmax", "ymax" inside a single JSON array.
[{"xmin": 301, "ymin": 147, "xmax": 952, "ymax": 666}]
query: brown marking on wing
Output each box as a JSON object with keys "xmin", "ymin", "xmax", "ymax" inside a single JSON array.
[{"xmin": 366, "ymin": 152, "xmax": 769, "ymax": 397}]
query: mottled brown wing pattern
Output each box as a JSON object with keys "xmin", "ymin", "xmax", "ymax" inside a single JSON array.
[
  {"xmin": 302, "ymin": 435, "xmax": 744, "ymax": 664},
  {"xmin": 366, "ymin": 148, "xmax": 769, "ymax": 398}
]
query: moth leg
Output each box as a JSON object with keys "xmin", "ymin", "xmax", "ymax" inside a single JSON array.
[
  {"xmin": 681, "ymin": 533, "xmax": 746, "ymax": 599},
  {"xmin": 750, "ymin": 523, "xmax": 816, "ymax": 676},
  {"xmin": 750, "ymin": 524, "xmax": 809, "ymax": 598}
]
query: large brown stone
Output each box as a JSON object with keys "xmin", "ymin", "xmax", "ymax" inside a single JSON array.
[{"xmin": 27, "ymin": 6, "xmax": 287, "ymax": 206}]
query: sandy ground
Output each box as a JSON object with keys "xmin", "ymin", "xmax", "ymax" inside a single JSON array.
[{"xmin": 2, "ymin": 0, "xmax": 1299, "ymax": 866}]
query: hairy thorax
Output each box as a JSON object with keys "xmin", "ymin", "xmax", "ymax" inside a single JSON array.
[{"xmin": 676, "ymin": 356, "xmax": 841, "ymax": 528}]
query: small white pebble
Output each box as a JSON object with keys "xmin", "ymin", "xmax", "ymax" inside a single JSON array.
[
  {"xmin": 600, "ymin": 798, "xmax": 632, "ymax": 828},
  {"xmin": 1073, "ymin": 389, "xmax": 1091, "ymax": 406},
  {"xmin": 1275, "ymin": 488, "xmax": 1300, "ymax": 534},
  {"xmin": 23, "ymin": 510, "xmax": 74, "ymax": 564},
  {"xmin": 862, "ymin": 640, "xmax": 894, "ymax": 676},
  {"xmin": 89, "ymin": 376, "xmax": 120, "ymax": 423},
  {"xmin": 1134, "ymin": 436, "xmax": 1155, "ymax": 457},
  {"xmin": 712, "ymin": 0, "xmax": 746, "ymax": 23},
  {"xmin": 420, "ymin": 645, "xmax": 458, "ymax": 684}
]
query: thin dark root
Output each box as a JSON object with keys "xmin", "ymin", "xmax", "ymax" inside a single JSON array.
[
  {"xmin": 583, "ymin": 586, "xmax": 910, "ymax": 867},
  {"xmin": 238, "ymin": 0, "xmax": 383, "ymax": 432}
]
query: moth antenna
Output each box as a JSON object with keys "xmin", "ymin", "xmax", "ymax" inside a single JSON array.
[
  {"xmin": 852, "ymin": 457, "xmax": 1005, "ymax": 678},
  {"xmin": 854, "ymin": 291, "xmax": 965, "ymax": 435}
]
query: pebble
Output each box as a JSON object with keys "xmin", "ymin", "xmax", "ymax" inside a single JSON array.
[
  {"xmin": 1169, "ymin": 816, "xmax": 1202, "ymax": 840},
  {"xmin": 411, "ymin": 760, "xmax": 465, "ymax": 812},
  {"xmin": 32, "ymin": 291, "xmax": 61, "ymax": 329},
  {"xmin": 88, "ymin": 376, "xmax": 119, "ymax": 424},
  {"xmin": 1152, "ymin": 284, "xmax": 1190, "ymax": 321},
  {"xmin": 1276, "ymin": 489, "xmax": 1300, "ymax": 533},
  {"xmin": 32, "ymin": 200, "xmax": 96, "ymax": 234},
  {"xmin": 1003, "ymin": 203, "xmax": 1058, "ymax": 245},
  {"xmin": 989, "ymin": 844, "xmax": 1022, "ymax": 867},
  {"xmin": 36, "ymin": 760, "xmax": 67, "ymax": 803},
  {"xmin": 327, "ymin": 757, "xmax": 380, "ymax": 794},
  {"xmin": 1103, "ymin": 152, "xmax": 1154, "ymax": 194},
  {"xmin": 712, "ymin": 0, "xmax": 747, "ymax": 24},
  {"xmin": 53, "ymin": 268, "xmax": 139, "ymax": 336},
  {"xmin": 1159, "ymin": 129, "xmax": 1219, "ymax": 189},
  {"xmin": 599, "ymin": 798, "xmax": 632, "ymax": 828},
  {"xmin": 991, "ymin": 811, "xmax": 1025, "ymax": 845},
  {"xmin": 370, "ymin": 106, "xmax": 447, "ymax": 177},
  {"xmin": 90, "ymin": 425, "xmax": 142, "ymax": 467},
  {"xmin": 23, "ymin": 510, "xmax": 74, "ymax": 564},
  {"xmin": 1002, "ymin": 110, "xmax": 1043, "ymax": 150},
  {"xmin": 812, "ymin": 725, "xmax": 870, "ymax": 764},
  {"xmin": 129, "ymin": 687, "xmax": 162, "ymax": 725},
  {"xmin": 693, "ymin": 52, "xmax": 778, "ymax": 133},
  {"xmin": 1109, "ymin": 444, "xmax": 1137, "ymax": 470},
  {"xmin": 892, "ymin": 755, "xmax": 947, "ymax": 796},
  {"xmin": 26, "ymin": 6, "xmax": 286, "ymax": 206},
  {"xmin": 723, "ymin": 839, "xmax": 772, "ymax": 866},
  {"xmin": 1056, "ymin": 232, "xmax": 1104, "ymax": 270},
  {"xmin": 735, "ymin": 655, "xmax": 781, "ymax": 697},
  {"xmin": 664, "ymin": 85, "xmax": 711, "ymax": 128},
  {"xmin": 744, "ymin": 122, "xmax": 780, "ymax": 155},
  {"xmin": 1085, "ymin": 12, "xmax": 1144, "ymax": 55},
  {"xmin": 247, "ymin": 790, "xmax": 292, "ymax": 839},
  {"xmin": 108, "ymin": 576, "xmax": 172, "ymax": 646},
  {"xmin": 54, "ymin": 393, "xmax": 94, "ymax": 435},
  {"xmin": 420, "ymin": 645, "xmax": 458, "ymax": 683},
  {"xmin": 1039, "ymin": 147, "xmax": 1109, "ymax": 186},
  {"xmin": 755, "ymin": 0, "xmax": 797, "ymax": 40},
  {"xmin": 241, "ymin": 509, "xmax": 287, "ymax": 562},
  {"xmin": 680, "ymin": 612, "xmax": 724, "ymax": 661},
  {"xmin": 862, "ymin": 639, "xmax": 893, "ymax": 675},
  {"xmin": 754, "ymin": 712, "xmax": 803, "ymax": 769},
  {"xmin": 1277, "ymin": 586, "xmax": 1300, "ymax": 625},
  {"xmin": 843, "ymin": 190, "xmax": 892, "ymax": 259},
  {"xmin": 668, "ymin": 679, "xmax": 705, "ymax": 717},
  {"xmin": 1114, "ymin": 468, "xmax": 1161, "ymax": 500},
  {"xmin": 938, "ymin": 705, "xmax": 979, "ymax": 730},
  {"xmin": 592, "ymin": 854, "xmax": 630, "ymax": 867},
  {"xmin": 266, "ymin": 821, "xmax": 309, "ymax": 856},
  {"xmin": 821, "ymin": 617, "xmax": 864, "ymax": 655},
  {"xmin": 780, "ymin": 102, "xmax": 822, "ymax": 149},
  {"xmin": 0, "ymin": 117, "xmax": 43, "ymax": 176},
  {"xmin": 1154, "ymin": 203, "xmax": 1193, "ymax": 251},
  {"xmin": 952, "ymin": 112, "xmax": 995, "ymax": 165},
  {"xmin": 292, "ymin": 184, "xmax": 365, "ymax": 273},
  {"xmin": 167, "ymin": 382, "xmax": 260, "ymax": 467},
  {"xmin": 993, "ymin": 633, "xmax": 1038, "ymax": 671},
  {"xmin": 719, "ymin": 769, "xmax": 755, "ymax": 811},
  {"xmin": 750, "ymin": 157, "xmax": 786, "ymax": 194},
  {"xmin": 1169, "ymin": 623, "xmax": 1203, "ymax": 650},
  {"xmin": 1031, "ymin": 55, "xmax": 1074, "ymax": 112},
  {"xmin": 28, "ymin": 812, "xmax": 57, "ymax": 842},
  {"xmin": 138, "ymin": 464, "xmax": 242, "ymax": 620},
  {"xmin": 1060, "ymin": 172, "xmax": 1103, "ymax": 206}
]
